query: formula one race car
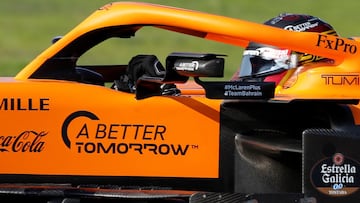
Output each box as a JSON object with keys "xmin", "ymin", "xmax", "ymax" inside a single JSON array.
[{"xmin": 1, "ymin": 2, "xmax": 360, "ymax": 203}]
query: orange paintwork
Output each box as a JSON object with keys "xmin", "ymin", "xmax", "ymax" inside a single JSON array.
[
  {"xmin": 2, "ymin": 1, "xmax": 360, "ymax": 179},
  {"xmin": 0, "ymin": 79, "xmax": 220, "ymax": 177}
]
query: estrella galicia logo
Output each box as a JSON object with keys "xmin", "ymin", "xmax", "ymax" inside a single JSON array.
[
  {"xmin": 61, "ymin": 110, "xmax": 99, "ymax": 149},
  {"xmin": 310, "ymin": 153, "xmax": 360, "ymax": 197}
]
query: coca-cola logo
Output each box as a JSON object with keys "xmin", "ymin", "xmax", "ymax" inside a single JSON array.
[{"xmin": 0, "ymin": 131, "xmax": 47, "ymax": 152}]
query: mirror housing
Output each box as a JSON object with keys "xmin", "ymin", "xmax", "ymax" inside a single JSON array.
[{"xmin": 166, "ymin": 52, "xmax": 225, "ymax": 78}]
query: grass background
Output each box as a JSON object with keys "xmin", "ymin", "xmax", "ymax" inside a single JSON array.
[{"xmin": 1, "ymin": 0, "xmax": 360, "ymax": 79}]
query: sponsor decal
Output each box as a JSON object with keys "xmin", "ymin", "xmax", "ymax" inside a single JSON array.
[
  {"xmin": 310, "ymin": 153, "xmax": 360, "ymax": 197},
  {"xmin": 0, "ymin": 131, "xmax": 47, "ymax": 152},
  {"xmin": 321, "ymin": 74, "xmax": 360, "ymax": 86},
  {"xmin": 0, "ymin": 98, "xmax": 49, "ymax": 111},
  {"xmin": 243, "ymin": 47, "xmax": 290, "ymax": 60},
  {"xmin": 224, "ymin": 84, "xmax": 263, "ymax": 97},
  {"xmin": 284, "ymin": 21, "xmax": 319, "ymax": 32},
  {"xmin": 174, "ymin": 61, "xmax": 199, "ymax": 72},
  {"xmin": 316, "ymin": 34, "xmax": 357, "ymax": 54},
  {"xmin": 61, "ymin": 111, "xmax": 196, "ymax": 156}
]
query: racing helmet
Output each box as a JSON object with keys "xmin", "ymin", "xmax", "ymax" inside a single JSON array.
[{"xmin": 238, "ymin": 13, "xmax": 338, "ymax": 84}]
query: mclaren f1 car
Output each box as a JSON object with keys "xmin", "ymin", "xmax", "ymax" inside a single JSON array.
[{"xmin": 0, "ymin": 2, "xmax": 360, "ymax": 203}]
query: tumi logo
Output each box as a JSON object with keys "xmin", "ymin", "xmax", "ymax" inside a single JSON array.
[
  {"xmin": 322, "ymin": 74, "xmax": 360, "ymax": 86},
  {"xmin": 316, "ymin": 34, "xmax": 357, "ymax": 54}
]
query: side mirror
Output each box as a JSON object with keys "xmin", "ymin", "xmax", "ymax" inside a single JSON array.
[
  {"xmin": 166, "ymin": 52, "xmax": 225, "ymax": 78},
  {"xmin": 136, "ymin": 52, "xmax": 228, "ymax": 100}
]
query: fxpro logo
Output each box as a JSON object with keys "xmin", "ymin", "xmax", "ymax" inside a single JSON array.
[
  {"xmin": 61, "ymin": 111, "xmax": 195, "ymax": 156},
  {"xmin": 316, "ymin": 34, "xmax": 357, "ymax": 54}
]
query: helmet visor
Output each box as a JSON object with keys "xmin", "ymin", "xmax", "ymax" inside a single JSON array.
[{"xmin": 239, "ymin": 46, "xmax": 296, "ymax": 78}]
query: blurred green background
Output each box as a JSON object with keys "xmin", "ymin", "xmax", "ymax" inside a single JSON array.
[{"xmin": 1, "ymin": 0, "xmax": 360, "ymax": 79}]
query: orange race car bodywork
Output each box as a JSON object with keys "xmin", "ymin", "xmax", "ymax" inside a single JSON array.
[{"xmin": 1, "ymin": 2, "xmax": 360, "ymax": 202}]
